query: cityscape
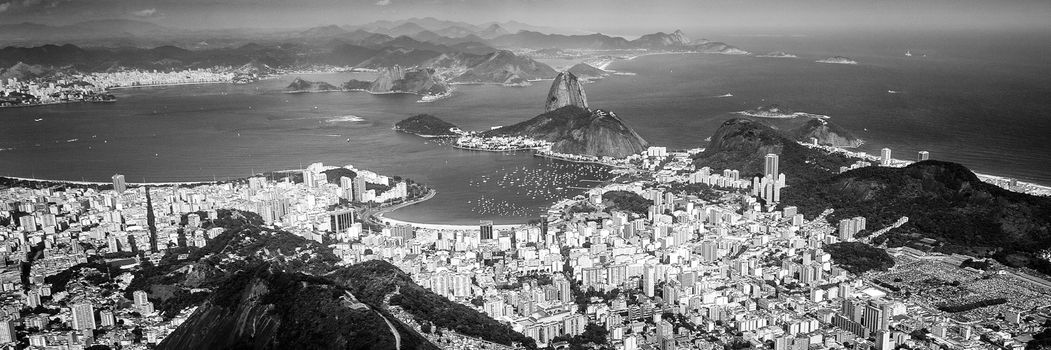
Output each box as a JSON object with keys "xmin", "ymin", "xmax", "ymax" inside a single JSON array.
[{"xmin": 1, "ymin": 1, "xmax": 1050, "ymax": 350}]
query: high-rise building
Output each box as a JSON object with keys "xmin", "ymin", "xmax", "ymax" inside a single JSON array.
[
  {"xmin": 302, "ymin": 169, "xmax": 315, "ymax": 188},
  {"xmin": 643, "ymin": 265, "xmax": 656, "ymax": 297},
  {"xmin": 765, "ymin": 153, "xmax": 779, "ymax": 178},
  {"xmin": 111, "ymin": 174, "xmax": 126, "ymax": 193},
  {"xmin": 881, "ymin": 148, "xmax": 892, "ymax": 166},
  {"xmin": 918, "ymin": 151, "xmax": 930, "ymax": 162},
  {"xmin": 0, "ymin": 320, "xmax": 14, "ymax": 344},
  {"xmin": 480, "ymin": 220, "xmax": 494, "ymax": 240},
  {"xmin": 352, "ymin": 177, "xmax": 366, "ymax": 202},
  {"xmin": 329, "ymin": 209, "xmax": 355, "ymax": 233},
  {"xmin": 133, "ymin": 290, "xmax": 149, "ymax": 306},
  {"xmin": 100, "ymin": 309, "xmax": 115, "ymax": 327},
  {"xmin": 71, "ymin": 303, "xmax": 96, "ymax": 330}
]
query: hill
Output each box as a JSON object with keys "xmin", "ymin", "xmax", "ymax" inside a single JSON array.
[
  {"xmin": 395, "ymin": 114, "xmax": 461, "ymax": 137},
  {"xmin": 450, "ymin": 50, "xmax": 557, "ymax": 84},
  {"xmin": 788, "ymin": 118, "xmax": 863, "ymax": 148},
  {"xmin": 692, "ymin": 118, "xmax": 854, "ymax": 183},
  {"xmin": 136, "ymin": 209, "xmax": 535, "ymax": 349},
  {"xmin": 286, "ymin": 77, "xmax": 339, "ymax": 92},
  {"xmin": 780, "ymin": 161, "xmax": 1051, "ymax": 272},
  {"xmin": 157, "ymin": 266, "xmax": 436, "ymax": 350},
  {"xmin": 566, "ymin": 63, "xmax": 608, "ymax": 81},
  {"xmin": 484, "ymin": 106, "xmax": 649, "ymax": 158}
]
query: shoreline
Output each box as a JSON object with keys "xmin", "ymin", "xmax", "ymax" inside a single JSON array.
[{"xmin": 375, "ymin": 189, "xmax": 529, "ymax": 229}]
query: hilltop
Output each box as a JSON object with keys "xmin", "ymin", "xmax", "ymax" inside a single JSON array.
[
  {"xmin": 692, "ymin": 118, "xmax": 853, "ymax": 183},
  {"xmin": 484, "ymin": 106, "xmax": 649, "ymax": 158},
  {"xmin": 545, "ymin": 71, "xmax": 589, "ymax": 112},
  {"xmin": 566, "ymin": 63, "xmax": 608, "ymax": 81},
  {"xmin": 788, "ymin": 118, "xmax": 863, "ymax": 148}
]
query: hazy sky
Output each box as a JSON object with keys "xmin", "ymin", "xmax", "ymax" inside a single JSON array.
[{"xmin": 0, "ymin": 0, "xmax": 1048, "ymax": 35}]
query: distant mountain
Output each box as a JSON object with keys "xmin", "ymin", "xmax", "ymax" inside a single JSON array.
[
  {"xmin": 345, "ymin": 66, "xmax": 449, "ymax": 96},
  {"xmin": 434, "ymin": 26, "xmax": 477, "ymax": 38},
  {"xmin": 395, "ymin": 114, "xmax": 461, "ymax": 137},
  {"xmin": 477, "ymin": 24, "xmax": 511, "ymax": 39},
  {"xmin": 450, "ymin": 50, "xmax": 557, "ymax": 84},
  {"xmin": 385, "ymin": 22, "xmax": 430, "ymax": 37},
  {"xmin": 788, "ymin": 118, "xmax": 863, "ymax": 148},
  {"xmin": 484, "ymin": 106, "xmax": 649, "ymax": 158},
  {"xmin": 630, "ymin": 30, "xmax": 691, "ymax": 49},
  {"xmin": 566, "ymin": 63, "xmax": 608, "ymax": 80},
  {"xmin": 286, "ymin": 77, "xmax": 339, "ymax": 92},
  {"xmin": 488, "ymin": 31, "xmax": 632, "ymax": 50},
  {"xmin": 297, "ymin": 25, "xmax": 350, "ymax": 38},
  {"xmin": 545, "ymin": 71, "xmax": 589, "ymax": 112}
]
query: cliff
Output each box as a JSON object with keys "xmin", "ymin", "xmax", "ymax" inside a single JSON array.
[
  {"xmin": 484, "ymin": 106, "xmax": 648, "ymax": 158},
  {"xmin": 789, "ymin": 118, "xmax": 863, "ymax": 148},
  {"xmin": 395, "ymin": 114, "xmax": 461, "ymax": 137},
  {"xmin": 545, "ymin": 71, "xmax": 589, "ymax": 112},
  {"xmin": 630, "ymin": 30, "xmax": 691, "ymax": 49},
  {"xmin": 286, "ymin": 77, "xmax": 339, "ymax": 92}
]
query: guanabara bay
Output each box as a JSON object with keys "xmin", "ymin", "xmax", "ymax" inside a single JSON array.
[{"xmin": 1, "ymin": 2, "xmax": 1051, "ymax": 350}]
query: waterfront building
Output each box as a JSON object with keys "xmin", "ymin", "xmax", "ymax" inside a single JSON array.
[
  {"xmin": 112, "ymin": 174, "xmax": 126, "ymax": 193},
  {"xmin": 918, "ymin": 151, "xmax": 930, "ymax": 162},
  {"xmin": 881, "ymin": 148, "xmax": 892, "ymax": 166}
]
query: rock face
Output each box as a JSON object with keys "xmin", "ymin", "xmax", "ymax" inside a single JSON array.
[
  {"xmin": 631, "ymin": 30, "xmax": 691, "ymax": 49},
  {"xmin": 789, "ymin": 118, "xmax": 863, "ymax": 147},
  {"xmin": 545, "ymin": 71, "xmax": 589, "ymax": 112},
  {"xmin": 484, "ymin": 106, "xmax": 648, "ymax": 158}
]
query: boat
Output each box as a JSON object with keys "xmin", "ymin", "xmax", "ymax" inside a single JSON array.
[
  {"xmin": 905, "ymin": 50, "xmax": 912, "ymax": 57},
  {"xmin": 34, "ymin": 118, "xmax": 43, "ymax": 122}
]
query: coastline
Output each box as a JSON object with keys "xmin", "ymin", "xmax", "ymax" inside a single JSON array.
[{"xmin": 373, "ymin": 189, "xmax": 529, "ymax": 229}]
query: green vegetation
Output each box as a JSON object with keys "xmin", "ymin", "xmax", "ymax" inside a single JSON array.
[
  {"xmin": 332, "ymin": 260, "xmax": 537, "ymax": 349},
  {"xmin": 824, "ymin": 242, "xmax": 895, "ymax": 274},
  {"xmin": 394, "ymin": 114, "xmax": 460, "ymax": 137},
  {"xmin": 782, "ymin": 161, "xmax": 1051, "ymax": 273},
  {"xmin": 601, "ymin": 191, "xmax": 651, "ymax": 215},
  {"xmin": 549, "ymin": 323, "xmax": 610, "ymax": 350}
]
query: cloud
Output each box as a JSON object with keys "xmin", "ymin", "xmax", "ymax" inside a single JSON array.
[
  {"xmin": 132, "ymin": 8, "xmax": 159, "ymax": 17},
  {"xmin": 375, "ymin": 0, "xmax": 390, "ymax": 6}
]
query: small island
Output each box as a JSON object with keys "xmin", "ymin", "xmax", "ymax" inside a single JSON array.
[
  {"xmin": 394, "ymin": 114, "xmax": 463, "ymax": 138},
  {"xmin": 286, "ymin": 77, "xmax": 340, "ymax": 93},
  {"xmin": 757, "ymin": 51, "xmax": 797, "ymax": 58},
  {"xmin": 735, "ymin": 104, "xmax": 829, "ymax": 119},
  {"xmin": 566, "ymin": 62, "xmax": 609, "ymax": 81},
  {"xmin": 816, "ymin": 56, "xmax": 859, "ymax": 65}
]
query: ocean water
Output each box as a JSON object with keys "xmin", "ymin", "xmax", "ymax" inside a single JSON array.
[{"xmin": 1, "ymin": 31, "xmax": 1049, "ymax": 224}]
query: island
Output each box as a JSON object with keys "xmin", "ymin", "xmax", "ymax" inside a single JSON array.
[
  {"xmin": 735, "ymin": 104, "xmax": 829, "ymax": 119},
  {"xmin": 394, "ymin": 114, "xmax": 463, "ymax": 138},
  {"xmin": 285, "ymin": 77, "xmax": 340, "ymax": 93},
  {"xmin": 816, "ymin": 56, "xmax": 859, "ymax": 65}
]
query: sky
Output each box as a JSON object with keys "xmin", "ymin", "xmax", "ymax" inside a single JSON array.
[{"xmin": 0, "ymin": 0, "xmax": 1048, "ymax": 35}]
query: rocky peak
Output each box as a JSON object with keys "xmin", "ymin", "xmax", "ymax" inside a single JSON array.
[{"xmin": 545, "ymin": 71, "xmax": 588, "ymax": 112}]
